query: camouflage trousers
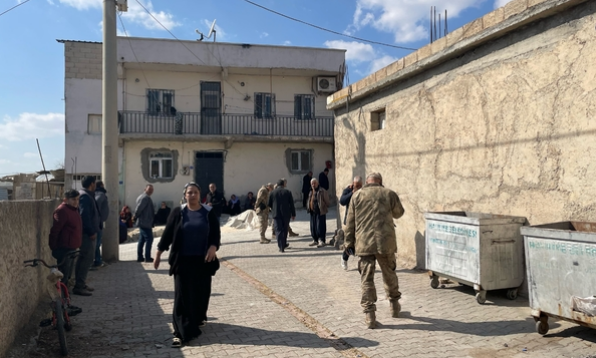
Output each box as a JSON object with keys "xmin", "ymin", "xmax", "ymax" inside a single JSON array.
[
  {"xmin": 258, "ymin": 211, "xmax": 269, "ymax": 238},
  {"xmin": 358, "ymin": 254, "xmax": 401, "ymax": 313}
]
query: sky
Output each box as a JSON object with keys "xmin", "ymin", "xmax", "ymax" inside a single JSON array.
[{"xmin": 0, "ymin": 0, "xmax": 514, "ymax": 176}]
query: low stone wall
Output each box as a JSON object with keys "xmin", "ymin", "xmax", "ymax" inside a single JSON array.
[{"xmin": 0, "ymin": 199, "xmax": 60, "ymax": 358}]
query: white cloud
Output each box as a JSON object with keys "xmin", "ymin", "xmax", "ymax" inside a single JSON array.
[
  {"xmin": 59, "ymin": 0, "xmax": 179, "ymax": 30},
  {"xmin": 350, "ymin": 0, "xmax": 483, "ymax": 43},
  {"xmin": 0, "ymin": 159, "xmax": 10, "ymax": 165},
  {"xmin": 23, "ymin": 153, "xmax": 38, "ymax": 158},
  {"xmin": 199, "ymin": 19, "xmax": 226, "ymax": 40},
  {"xmin": 494, "ymin": 0, "xmax": 514, "ymax": 8},
  {"xmin": 324, "ymin": 40, "xmax": 376, "ymax": 63},
  {"xmin": 282, "ymin": 40, "xmax": 292, "ymax": 46},
  {"xmin": 260, "ymin": 32, "xmax": 269, "ymax": 38},
  {"xmin": 0, "ymin": 113, "xmax": 64, "ymax": 142},
  {"xmin": 47, "ymin": 0, "xmax": 55, "ymax": 5}
]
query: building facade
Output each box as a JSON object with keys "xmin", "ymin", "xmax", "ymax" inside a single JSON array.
[
  {"xmin": 60, "ymin": 38, "xmax": 345, "ymax": 208},
  {"xmin": 328, "ymin": 0, "xmax": 596, "ymax": 268}
]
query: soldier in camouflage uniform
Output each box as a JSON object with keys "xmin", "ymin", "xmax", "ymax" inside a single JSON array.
[
  {"xmin": 255, "ymin": 183, "xmax": 273, "ymax": 244},
  {"xmin": 344, "ymin": 172, "xmax": 405, "ymax": 329}
]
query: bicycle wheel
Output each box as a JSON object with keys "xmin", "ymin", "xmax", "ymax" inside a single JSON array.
[{"xmin": 54, "ymin": 298, "xmax": 68, "ymax": 356}]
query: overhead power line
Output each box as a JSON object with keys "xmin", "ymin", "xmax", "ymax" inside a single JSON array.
[
  {"xmin": 0, "ymin": 0, "xmax": 32, "ymax": 18},
  {"xmin": 242, "ymin": 0, "xmax": 417, "ymax": 51}
]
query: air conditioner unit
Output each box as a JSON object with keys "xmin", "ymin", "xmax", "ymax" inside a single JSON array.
[{"xmin": 317, "ymin": 77, "xmax": 337, "ymax": 93}]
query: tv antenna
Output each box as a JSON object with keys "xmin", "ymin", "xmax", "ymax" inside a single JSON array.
[{"xmin": 196, "ymin": 19, "xmax": 217, "ymax": 42}]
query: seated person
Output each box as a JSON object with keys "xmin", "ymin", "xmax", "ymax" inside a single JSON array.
[
  {"xmin": 120, "ymin": 205, "xmax": 133, "ymax": 228},
  {"xmin": 154, "ymin": 201, "xmax": 171, "ymax": 226},
  {"xmin": 227, "ymin": 194, "xmax": 242, "ymax": 216},
  {"xmin": 243, "ymin": 191, "xmax": 256, "ymax": 212}
]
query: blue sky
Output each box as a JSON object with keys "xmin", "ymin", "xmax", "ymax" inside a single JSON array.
[{"xmin": 0, "ymin": 0, "xmax": 513, "ymax": 176}]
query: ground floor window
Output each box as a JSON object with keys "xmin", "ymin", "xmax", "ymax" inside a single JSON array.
[
  {"xmin": 150, "ymin": 152, "xmax": 173, "ymax": 179},
  {"xmin": 290, "ymin": 150, "xmax": 311, "ymax": 172}
]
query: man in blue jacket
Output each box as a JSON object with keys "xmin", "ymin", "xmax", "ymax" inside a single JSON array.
[
  {"xmin": 75, "ymin": 176, "xmax": 101, "ymax": 296},
  {"xmin": 92, "ymin": 180, "xmax": 109, "ymax": 269}
]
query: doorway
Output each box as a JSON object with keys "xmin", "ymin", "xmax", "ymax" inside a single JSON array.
[
  {"xmin": 195, "ymin": 152, "xmax": 224, "ymax": 201},
  {"xmin": 200, "ymin": 82, "xmax": 222, "ymax": 134}
]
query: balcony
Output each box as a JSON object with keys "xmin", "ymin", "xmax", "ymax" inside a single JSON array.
[{"xmin": 119, "ymin": 111, "xmax": 334, "ymax": 139}]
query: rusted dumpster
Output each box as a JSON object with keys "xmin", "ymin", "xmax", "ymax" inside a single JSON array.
[
  {"xmin": 521, "ymin": 221, "xmax": 596, "ymax": 335},
  {"xmin": 425, "ymin": 212, "xmax": 527, "ymax": 304}
]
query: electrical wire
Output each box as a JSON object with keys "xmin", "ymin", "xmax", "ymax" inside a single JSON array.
[
  {"xmin": 0, "ymin": 0, "xmax": 32, "ymax": 17},
  {"xmin": 118, "ymin": 12, "xmax": 151, "ymax": 88},
  {"xmin": 242, "ymin": 0, "xmax": 417, "ymax": 51}
]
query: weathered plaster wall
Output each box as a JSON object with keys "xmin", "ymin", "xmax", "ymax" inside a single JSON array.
[
  {"xmin": 334, "ymin": 1, "xmax": 596, "ymax": 268},
  {"xmin": 122, "ymin": 140, "xmax": 334, "ymax": 209},
  {"xmin": 0, "ymin": 200, "xmax": 59, "ymax": 357}
]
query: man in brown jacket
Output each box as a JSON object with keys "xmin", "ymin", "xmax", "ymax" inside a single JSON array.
[
  {"xmin": 255, "ymin": 183, "xmax": 273, "ymax": 244},
  {"xmin": 344, "ymin": 172, "xmax": 405, "ymax": 329},
  {"xmin": 307, "ymin": 178, "xmax": 331, "ymax": 247}
]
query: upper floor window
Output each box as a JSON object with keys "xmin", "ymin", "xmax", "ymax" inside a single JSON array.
[
  {"xmin": 371, "ymin": 108, "xmax": 386, "ymax": 131},
  {"xmin": 147, "ymin": 89, "xmax": 175, "ymax": 116},
  {"xmin": 254, "ymin": 93, "xmax": 276, "ymax": 119},
  {"xmin": 150, "ymin": 152, "xmax": 173, "ymax": 179},
  {"xmin": 88, "ymin": 114, "xmax": 102, "ymax": 134},
  {"xmin": 294, "ymin": 95, "xmax": 315, "ymax": 120}
]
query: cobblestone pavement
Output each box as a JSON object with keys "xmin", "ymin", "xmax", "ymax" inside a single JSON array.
[{"xmin": 18, "ymin": 208, "xmax": 596, "ymax": 357}]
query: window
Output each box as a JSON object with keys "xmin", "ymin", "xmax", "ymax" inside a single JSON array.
[
  {"xmin": 371, "ymin": 109, "xmax": 386, "ymax": 131},
  {"xmin": 150, "ymin": 152, "xmax": 173, "ymax": 179},
  {"xmin": 254, "ymin": 92, "xmax": 276, "ymax": 119},
  {"xmin": 147, "ymin": 89, "xmax": 175, "ymax": 116},
  {"xmin": 294, "ymin": 95, "xmax": 315, "ymax": 120},
  {"xmin": 290, "ymin": 150, "xmax": 311, "ymax": 172},
  {"xmin": 88, "ymin": 114, "xmax": 102, "ymax": 134}
]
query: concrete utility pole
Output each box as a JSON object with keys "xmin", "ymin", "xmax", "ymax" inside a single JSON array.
[{"xmin": 101, "ymin": 0, "xmax": 122, "ymax": 261}]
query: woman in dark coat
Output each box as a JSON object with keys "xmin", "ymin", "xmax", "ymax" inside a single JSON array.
[
  {"xmin": 227, "ymin": 194, "xmax": 242, "ymax": 216},
  {"xmin": 154, "ymin": 182, "xmax": 221, "ymax": 348},
  {"xmin": 243, "ymin": 191, "xmax": 256, "ymax": 212}
]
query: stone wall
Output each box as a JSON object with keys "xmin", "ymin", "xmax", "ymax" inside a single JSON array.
[
  {"xmin": 0, "ymin": 200, "xmax": 60, "ymax": 357},
  {"xmin": 332, "ymin": 0, "xmax": 596, "ymax": 268},
  {"xmin": 63, "ymin": 41, "xmax": 102, "ymax": 80}
]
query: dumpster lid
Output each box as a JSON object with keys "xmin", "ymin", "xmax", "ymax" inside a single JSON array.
[
  {"xmin": 521, "ymin": 221, "xmax": 596, "ymax": 243},
  {"xmin": 424, "ymin": 211, "xmax": 527, "ymax": 226}
]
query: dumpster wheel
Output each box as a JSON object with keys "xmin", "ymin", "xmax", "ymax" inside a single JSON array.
[
  {"xmin": 506, "ymin": 288, "xmax": 518, "ymax": 300},
  {"xmin": 430, "ymin": 275, "xmax": 439, "ymax": 289},
  {"xmin": 536, "ymin": 320, "xmax": 549, "ymax": 335},
  {"xmin": 475, "ymin": 291, "xmax": 487, "ymax": 304}
]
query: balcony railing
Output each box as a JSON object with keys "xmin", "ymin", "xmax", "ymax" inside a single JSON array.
[{"xmin": 119, "ymin": 111, "xmax": 334, "ymax": 138}]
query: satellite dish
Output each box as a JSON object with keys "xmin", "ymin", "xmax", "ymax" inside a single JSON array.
[{"xmin": 195, "ymin": 19, "xmax": 217, "ymax": 42}]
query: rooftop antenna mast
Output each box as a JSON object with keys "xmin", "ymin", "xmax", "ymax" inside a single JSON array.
[{"xmin": 196, "ymin": 19, "xmax": 217, "ymax": 42}]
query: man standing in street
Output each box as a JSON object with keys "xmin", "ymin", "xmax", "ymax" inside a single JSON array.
[
  {"xmin": 206, "ymin": 183, "xmax": 224, "ymax": 222},
  {"xmin": 339, "ymin": 176, "xmax": 363, "ymax": 270},
  {"xmin": 268, "ymin": 179, "xmax": 296, "ymax": 253},
  {"xmin": 318, "ymin": 168, "xmax": 330, "ymax": 191},
  {"xmin": 75, "ymin": 176, "xmax": 101, "ymax": 296},
  {"xmin": 307, "ymin": 178, "xmax": 330, "ymax": 248},
  {"xmin": 344, "ymin": 172, "xmax": 405, "ymax": 329},
  {"xmin": 134, "ymin": 184, "xmax": 155, "ymax": 263},
  {"xmin": 255, "ymin": 183, "xmax": 273, "ymax": 244},
  {"xmin": 48, "ymin": 190, "xmax": 82, "ymax": 290},
  {"xmin": 302, "ymin": 171, "xmax": 313, "ymax": 208},
  {"xmin": 92, "ymin": 180, "xmax": 109, "ymax": 269}
]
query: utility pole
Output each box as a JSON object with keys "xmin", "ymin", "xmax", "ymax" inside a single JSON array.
[{"xmin": 102, "ymin": 0, "xmax": 125, "ymax": 261}]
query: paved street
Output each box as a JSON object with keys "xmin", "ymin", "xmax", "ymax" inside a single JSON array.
[{"xmin": 18, "ymin": 208, "xmax": 596, "ymax": 357}]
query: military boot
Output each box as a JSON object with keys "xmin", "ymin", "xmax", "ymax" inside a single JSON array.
[
  {"xmin": 260, "ymin": 237, "xmax": 271, "ymax": 244},
  {"xmin": 365, "ymin": 311, "xmax": 376, "ymax": 329},
  {"xmin": 288, "ymin": 227, "xmax": 299, "ymax": 237},
  {"xmin": 390, "ymin": 301, "xmax": 401, "ymax": 318}
]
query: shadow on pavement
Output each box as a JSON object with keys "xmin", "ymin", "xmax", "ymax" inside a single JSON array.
[
  {"xmin": 374, "ymin": 311, "xmax": 556, "ymax": 336},
  {"xmin": 185, "ymin": 322, "xmax": 379, "ymax": 349}
]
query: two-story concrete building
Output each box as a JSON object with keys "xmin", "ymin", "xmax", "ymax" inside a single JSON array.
[{"xmin": 59, "ymin": 38, "xmax": 345, "ymax": 208}]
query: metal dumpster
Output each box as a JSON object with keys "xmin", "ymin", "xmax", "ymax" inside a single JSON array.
[
  {"xmin": 521, "ymin": 221, "xmax": 596, "ymax": 335},
  {"xmin": 425, "ymin": 212, "xmax": 527, "ymax": 304}
]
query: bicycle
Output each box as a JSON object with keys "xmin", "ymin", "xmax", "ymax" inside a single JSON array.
[{"xmin": 24, "ymin": 250, "xmax": 81, "ymax": 356}]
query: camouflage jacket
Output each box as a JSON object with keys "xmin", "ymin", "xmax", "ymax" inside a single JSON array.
[
  {"xmin": 344, "ymin": 183, "xmax": 405, "ymax": 255},
  {"xmin": 255, "ymin": 185, "xmax": 269, "ymax": 214}
]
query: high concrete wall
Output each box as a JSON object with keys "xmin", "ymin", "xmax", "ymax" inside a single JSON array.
[
  {"xmin": 0, "ymin": 200, "xmax": 60, "ymax": 358},
  {"xmin": 333, "ymin": 1, "xmax": 596, "ymax": 268}
]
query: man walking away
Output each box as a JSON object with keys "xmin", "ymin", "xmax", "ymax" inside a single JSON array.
[
  {"xmin": 92, "ymin": 180, "xmax": 109, "ymax": 269},
  {"xmin": 302, "ymin": 171, "xmax": 313, "ymax": 208},
  {"xmin": 134, "ymin": 184, "xmax": 155, "ymax": 263},
  {"xmin": 307, "ymin": 178, "xmax": 330, "ymax": 248},
  {"xmin": 75, "ymin": 176, "xmax": 101, "ymax": 296},
  {"xmin": 255, "ymin": 183, "xmax": 273, "ymax": 244},
  {"xmin": 206, "ymin": 183, "xmax": 224, "ymax": 222},
  {"xmin": 339, "ymin": 176, "xmax": 363, "ymax": 270},
  {"xmin": 318, "ymin": 168, "xmax": 330, "ymax": 191},
  {"xmin": 48, "ymin": 190, "xmax": 82, "ymax": 290},
  {"xmin": 268, "ymin": 179, "xmax": 296, "ymax": 253},
  {"xmin": 344, "ymin": 172, "xmax": 405, "ymax": 329},
  {"xmin": 283, "ymin": 178, "xmax": 300, "ymax": 237}
]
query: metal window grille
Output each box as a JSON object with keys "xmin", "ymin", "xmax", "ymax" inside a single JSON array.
[
  {"xmin": 254, "ymin": 92, "xmax": 276, "ymax": 119},
  {"xmin": 147, "ymin": 89, "xmax": 175, "ymax": 116},
  {"xmin": 294, "ymin": 95, "xmax": 315, "ymax": 120}
]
